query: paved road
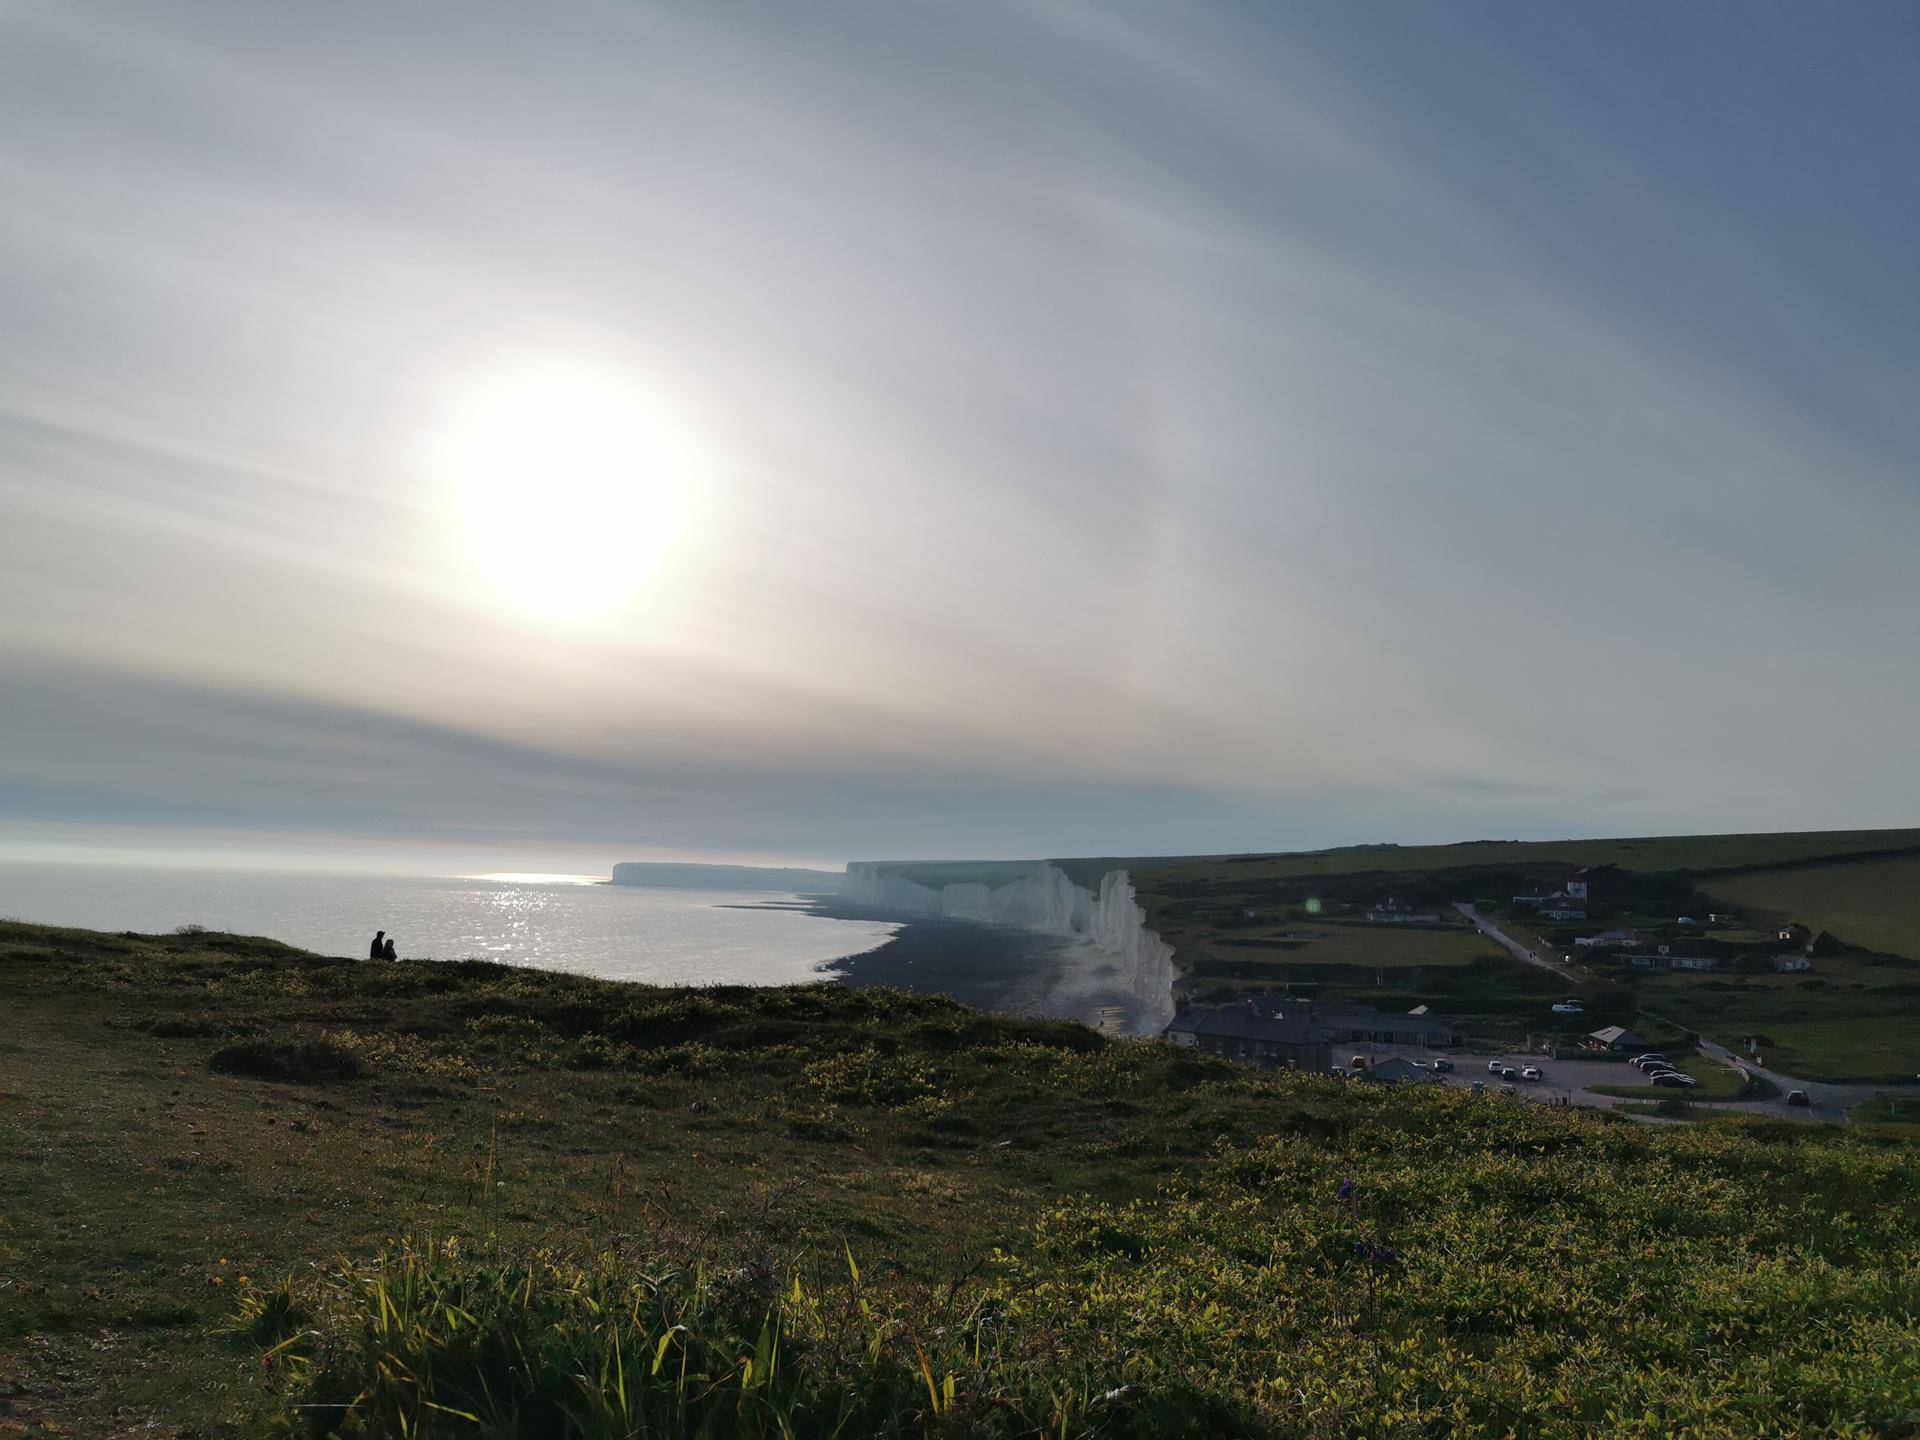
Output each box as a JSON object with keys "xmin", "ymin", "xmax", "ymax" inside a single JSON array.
[
  {"xmin": 1345, "ymin": 1037, "xmax": 1916, "ymax": 1125},
  {"xmin": 1453, "ymin": 903, "xmax": 1580, "ymax": 984},
  {"xmin": 1693, "ymin": 1039, "xmax": 1901, "ymax": 1122}
]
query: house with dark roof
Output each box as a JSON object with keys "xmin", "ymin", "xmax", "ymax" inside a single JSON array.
[
  {"xmin": 1162, "ymin": 1004, "xmax": 1332, "ymax": 1072},
  {"xmin": 1358, "ymin": 1056, "xmax": 1441, "ymax": 1085},
  {"xmin": 1586, "ymin": 1025, "xmax": 1650, "ymax": 1052},
  {"xmin": 1234, "ymin": 997, "xmax": 1459, "ymax": 1048}
]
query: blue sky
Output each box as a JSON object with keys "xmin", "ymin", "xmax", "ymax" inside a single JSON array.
[{"xmin": 1, "ymin": 2, "xmax": 1916, "ymax": 873}]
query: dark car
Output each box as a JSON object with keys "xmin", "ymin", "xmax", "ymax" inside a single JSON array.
[
  {"xmin": 1651, "ymin": 1073, "xmax": 1696, "ymax": 1088},
  {"xmin": 1786, "ymin": 1090, "xmax": 1811, "ymax": 1107},
  {"xmin": 1430, "ymin": 1058, "xmax": 1454, "ymax": 1073}
]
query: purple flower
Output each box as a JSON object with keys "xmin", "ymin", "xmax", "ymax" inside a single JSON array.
[
  {"xmin": 1336, "ymin": 1177, "xmax": 1356, "ymax": 1201},
  {"xmin": 1353, "ymin": 1240, "xmax": 1368, "ymax": 1257}
]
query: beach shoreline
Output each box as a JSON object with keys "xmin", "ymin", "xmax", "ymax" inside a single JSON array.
[{"xmin": 750, "ymin": 894, "xmax": 1163, "ymax": 1035}]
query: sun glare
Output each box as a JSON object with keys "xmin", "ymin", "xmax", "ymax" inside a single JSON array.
[{"xmin": 435, "ymin": 362, "xmax": 699, "ymax": 621}]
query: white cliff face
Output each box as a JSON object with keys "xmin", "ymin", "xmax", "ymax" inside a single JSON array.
[
  {"xmin": 840, "ymin": 861, "xmax": 1175, "ymax": 1031},
  {"xmin": 1091, "ymin": 870, "xmax": 1178, "ymax": 1030}
]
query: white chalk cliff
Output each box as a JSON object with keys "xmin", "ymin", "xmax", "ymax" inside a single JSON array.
[{"xmin": 839, "ymin": 861, "xmax": 1175, "ymax": 1030}]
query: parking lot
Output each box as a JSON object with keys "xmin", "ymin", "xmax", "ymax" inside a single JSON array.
[
  {"xmin": 1336, "ymin": 1042, "xmax": 1883, "ymax": 1122},
  {"xmin": 1335, "ymin": 1042, "xmax": 1724, "ymax": 1114}
]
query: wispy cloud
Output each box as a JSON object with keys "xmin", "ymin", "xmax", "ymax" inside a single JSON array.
[{"xmin": 2, "ymin": 1, "xmax": 1916, "ymax": 867}]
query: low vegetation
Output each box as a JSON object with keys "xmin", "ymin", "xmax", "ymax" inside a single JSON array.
[{"xmin": 2, "ymin": 919, "xmax": 1918, "ymax": 1436}]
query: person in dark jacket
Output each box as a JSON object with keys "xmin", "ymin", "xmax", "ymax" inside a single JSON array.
[
  {"xmin": 369, "ymin": 930, "xmax": 386, "ymax": 961},
  {"xmin": 382, "ymin": 936, "xmax": 398, "ymax": 961}
]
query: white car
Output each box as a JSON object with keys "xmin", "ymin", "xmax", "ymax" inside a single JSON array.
[
  {"xmin": 1551, "ymin": 1001, "xmax": 1584, "ymax": 1015},
  {"xmin": 1521, "ymin": 1066, "xmax": 1543, "ymax": 1082}
]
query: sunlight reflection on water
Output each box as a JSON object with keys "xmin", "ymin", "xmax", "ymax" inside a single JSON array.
[{"xmin": 0, "ymin": 864, "xmax": 896, "ymax": 986}]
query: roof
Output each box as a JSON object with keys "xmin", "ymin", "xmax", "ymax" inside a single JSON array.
[
  {"xmin": 1588, "ymin": 1025, "xmax": 1649, "ymax": 1046},
  {"xmin": 1164, "ymin": 1008, "xmax": 1327, "ymax": 1047},
  {"xmin": 1315, "ymin": 1007, "xmax": 1457, "ymax": 1038}
]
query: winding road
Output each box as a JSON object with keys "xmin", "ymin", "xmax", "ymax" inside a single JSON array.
[{"xmin": 1451, "ymin": 902, "xmax": 1915, "ymax": 1122}]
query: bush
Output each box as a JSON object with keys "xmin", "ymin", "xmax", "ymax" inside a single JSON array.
[{"xmin": 209, "ymin": 1037, "xmax": 364, "ymax": 1085}]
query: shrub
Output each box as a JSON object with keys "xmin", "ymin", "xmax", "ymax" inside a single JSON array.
[{"xmin": 208, "ymin": 1037, "xmax": 364, "ymax": 1085}]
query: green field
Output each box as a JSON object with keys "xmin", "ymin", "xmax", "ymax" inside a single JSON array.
[
  {"xmin": 1105, "ymin": 827, "xmax": 1920, "ymax": 886},
  {"xmin": 1192, "ymin": 921, "xmax": 1493, "ymax": 972},
  {"xmin": 1702, "ymin": 854, "xmax": 1920, "ymax": 958},
  {"xmin": 1629, "ymin": 957, "xmax": 1920, "ymax": 1083},
  {"xmin": 1096, "ymin": 827, "xmax": 1920, "ymax": 1080},
  {"xmin": 4, "ymin": 920, "xmax": 1919, "ymax": 1436}
]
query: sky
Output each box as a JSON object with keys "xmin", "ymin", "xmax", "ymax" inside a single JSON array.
[{"xmin": 2, "ymin": 1, "xmax": 1917, "ymax": 875}]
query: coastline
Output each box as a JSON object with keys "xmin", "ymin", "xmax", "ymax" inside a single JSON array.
[{"xmin": 793, "ymin": 895, "xmax": 1164, "ymax": 1035}]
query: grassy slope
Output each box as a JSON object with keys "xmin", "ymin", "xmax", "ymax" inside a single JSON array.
[
  {"xmin": 1703, "ymin": 854, "xmax": 1920, "ymax": 957},
  {"xmin": 3, "ymin": 921, "xmax": 1918, "ymax": 1437},
  {"xmin": 1097, "ymin": 827, "xmax": 1920, "ymax": 886}
]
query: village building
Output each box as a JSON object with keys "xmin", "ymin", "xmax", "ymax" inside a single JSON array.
[
  {"xmin": 1586, "ymin": 1025, "xmax": 1651, "ymax": 1052},
  {"xmin": 1575, "ymin": 927, "xmax": 1642, "ymax": 948},
  {"xmin": 1357, "ymin": 1056, "xmax": 1441, "ymax": 1085},
  {"xmin": 1628, "ymin": 952, "xmax": 1719, "ymax": 972},
  {"xmin": 1237, "ymin": 996, "xmax": 1460, "ymax": 1048},
  {"xmin": 1365, "ymin": 900, "xmax": 1442, "ymax": 924},
  {"xmin": 1162, "ymin": 1005, "xmax": 1332, "ymax": 1072}
]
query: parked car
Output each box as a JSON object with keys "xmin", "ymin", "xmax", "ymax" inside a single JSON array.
[
  {"xmin": 1521, "ymin": 1066, "xmax": 1543, "ymax": 1082},
  {"xmin": 1631, "ymin": 1053, "xmax": 1668, "ymax": 1067},
  {"xmin": 1786, "ymin": 1090, "xmax": 1811, "ymax": 1107},
  {"xmin": 1488, "ymin": 1060, "xmax": 1504, "ymax": 1073},
  {"xmin": 1641, "ymin": 1065, "xmax": 1678, "ymax": 1079},
  {"xmin": 1329, "ymin": 1065, "xmax": 1349, "ymax": 1078},
  {"xmin": 1469, "ymin": 1079, "xmax": 1487, "ymax": 1094},
  {"xmin": 1551, "ymin": 1000, "xmax": 1584, "ymax": 1015},
  {"xmin": 1349, "ymin": 1056, "xmax": 1368, "ymax": 1070},
  {"xmin": 1634, "ymin": 1056, "xmax": 1672, "ymax": 1071},
  {"xmin": 1651, "ymin": 1073, "xmax": 1696, "ymax": 1088},
  {"xmin": 1501, "ymin": 1066, "xmax": 1519, "ymax": 1081},
  {"xmin": 1429, "ymin": 1057, "xmax": 1454, "ymax": 1073}
]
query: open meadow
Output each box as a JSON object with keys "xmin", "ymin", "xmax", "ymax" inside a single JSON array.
[
  {"xmin": 6, "ymin": 919, "xmax": 1918, "ymax": 1436},
  {"xmin": 1701, "ymin": 854, "xmax": 1920, "ymax": 959}
]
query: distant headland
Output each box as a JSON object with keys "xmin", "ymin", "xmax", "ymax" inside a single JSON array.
[{"xmin": 608, "ymin": 861, "xmax": 844, "ymax": 892}]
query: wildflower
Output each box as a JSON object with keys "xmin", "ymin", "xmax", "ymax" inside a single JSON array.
[
  {"xmin": 1353, "ymin": 1240, "xmax": 1368, "ymax": 1257},
  {"xmin": 1337, "ymin": 1177, "xmax": 1356, "ymax": 1201}
]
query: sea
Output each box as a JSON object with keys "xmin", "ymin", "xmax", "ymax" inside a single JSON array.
[{"xmin": 0, "ymin": 862, "xmax": 900, "ymax": 987}]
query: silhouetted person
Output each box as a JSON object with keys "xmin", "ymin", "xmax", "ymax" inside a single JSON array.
[
  {"xmin": 369, "ymin": 929, "xmax": 386, "ymax": 961},
  {"xmin": 382, "ymin": 936, "xmax": 398, "ymax": 961}
]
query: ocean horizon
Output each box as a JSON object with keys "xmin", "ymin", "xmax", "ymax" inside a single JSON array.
[{"xmin": 0, "ymin": 861, "xmax": 898, "ymax": 987}]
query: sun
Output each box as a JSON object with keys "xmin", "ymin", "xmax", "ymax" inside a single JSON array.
[{"xmin": 434, "ymin": 361, "xmax": 698, "ymax": 621}]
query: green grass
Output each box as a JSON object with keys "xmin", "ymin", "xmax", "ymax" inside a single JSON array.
[
  {"xmin": 3, "ymin": 919, "xmax": 1919, "ymax": 1437},
  {"xmin": 1191, "ymin": 922, "xmax": 1493, "ymax": 973},
  {"xmin": 1703, "ymin": 855, "xmax": 1920, "ymax": 959},
  {"xmin": 1631, "ymin": 958, "xmax": 1920, "ymax": 1083},
  {"xmin": 1115, "ymin": 827, "xmax": 1920, "ymax": 885}
]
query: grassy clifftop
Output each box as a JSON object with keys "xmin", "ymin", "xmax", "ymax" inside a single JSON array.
[{"xmin": 2, "ymin": 920, "xmax": 1917, "ymax": 1436}]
